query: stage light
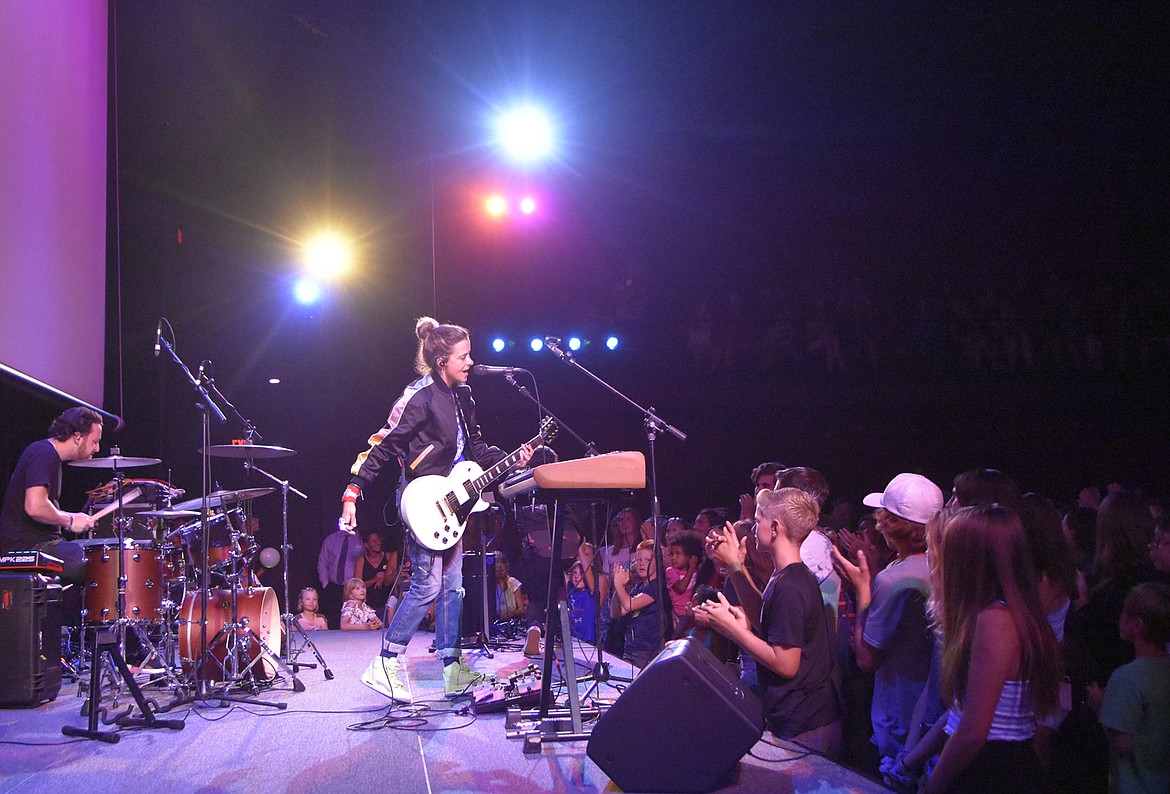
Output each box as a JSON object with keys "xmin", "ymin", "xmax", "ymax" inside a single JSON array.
[
  {"xmin": 492, "ymin": 337, "xmax": 506, "ymax": 353},
  {"xmin": 268, "ymin": 378, "xmax": 281, "ymax": 385},
  {"xmin": 293, "ymin": 278, "xmax": 322, "ymax": 305},
  {"xmin": 494, "ymin": 106, "xmax": 554, "ymax": 165},
  {"xmin": 303, "ymin": 232, "xmax": 353, "ymax": 279},
  {"xmin": 530, "ymin": 338, "xmax": 544, "ymax": 352},
  {"xmin": 519, "ymin": 196, "xmax": 537, "ymax": 215},
  {"xmin": 606, "ymin": 336, "xmax": 619, "ymax": 350},
  {"xmin": 484, "ymin": 193, "xmax": 508, "ymax": 218},
  {"xmin": 568, "ymin": 336, "xmax": 582, "ymax": 351}
]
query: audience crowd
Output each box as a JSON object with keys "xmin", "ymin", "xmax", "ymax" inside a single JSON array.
[{"xmin": 310, "ymin": 457, "xmax": 1169, "ymax": 793}]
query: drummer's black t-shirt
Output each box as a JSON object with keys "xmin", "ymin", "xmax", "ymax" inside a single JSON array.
[{"xmin": 0, "ymin": 439, "xmax": 64, "ymax": 550}]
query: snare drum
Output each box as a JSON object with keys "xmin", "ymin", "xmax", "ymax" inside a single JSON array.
[
  {"xmin": 179, "ymin": 587, "xmax": 280, "ymax": 680},
  {"xmin": 82, "ymin": 542, "xmax": 165, "ymax": 623}
]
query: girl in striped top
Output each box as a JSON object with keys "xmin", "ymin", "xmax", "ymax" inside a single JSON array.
[{"xmin": 924, "ymin": 505, "xmax": 1062, "ymax": 794}]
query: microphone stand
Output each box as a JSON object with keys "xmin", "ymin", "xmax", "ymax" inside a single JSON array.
[
  {"xmin": 502, "ymin": 372, "xmax": 597, "ymax": 456},
  {"xmin": 543, "ymin": 339, "xmax": 685, "ymax": 653},
  {"xmin": 154, "ymin": 337, "xmax": 286, "ymax": 713},
  {"xmin": 202, "ymin": 376, "xmax": 306, "ymax": 693}
]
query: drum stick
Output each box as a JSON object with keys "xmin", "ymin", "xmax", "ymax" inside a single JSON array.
[{"xmin": 89, "ymin": 487, "xmax": 144, "ymax": 522}]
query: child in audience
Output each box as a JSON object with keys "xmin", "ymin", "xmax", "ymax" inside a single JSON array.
[
  {"xmin": 665, "ymin": 532, "xmax": 702, "ymax": 625},
  {"xmin": 612, "ymin": 539, "xmax": 663, "ymax": 668},
  {"xmin": 340, "ymin": 577, "xmax": 384, "ymax": 631},
  {"xmin": 695, "ymin": 488, "xmax": 843, "ymax": 757},
  {"xmin": 1089, "ymin": 582, "xmax": 1170, "ymax": 794},
  {"xmin": 295, "ymin": 586, "xmax": 329, "ymax": 630},
  {"xmin": 922, "ymin": 505, "xmax": 1061, "ymax": 793},
  {"xmin": 565, "ymin": 561, "xmax": 598, "ymax": 643}
]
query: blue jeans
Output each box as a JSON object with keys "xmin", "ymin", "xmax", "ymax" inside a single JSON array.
[{"xmin": 382, "ymin": 528, "xmax": 463, "ymax": 660}]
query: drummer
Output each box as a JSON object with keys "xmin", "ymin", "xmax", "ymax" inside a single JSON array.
[{"xmin": 0, "ymin": 407, "xmax": 103, "ymax": 616}]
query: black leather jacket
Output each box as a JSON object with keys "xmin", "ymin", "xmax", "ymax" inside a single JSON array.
[{"xmin": 346, "ymin": 374, "xmax": 503, "ymax": 499}]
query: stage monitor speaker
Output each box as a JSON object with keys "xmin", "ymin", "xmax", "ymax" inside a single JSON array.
[
  {"xmin": 587, "ymin": 638, "xmax": 764, "ymax": 793},
  {"xmin": 0, "ymin": 573, "xmax": 62, "ymax": 708}
]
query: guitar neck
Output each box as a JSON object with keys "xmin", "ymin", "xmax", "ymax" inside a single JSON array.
[{"xmin": 468, "ymin": 431, "xmax": 545, "ymax": 496}]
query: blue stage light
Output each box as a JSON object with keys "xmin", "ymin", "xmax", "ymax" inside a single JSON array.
[
  {"xmin": 530, "ymin": 338, "xmax": 544, "ymax": 352},
  {"xmin": 492, "ymin": 337, "xmax": 506, "ymax": 353},
  {"xmin": 293, "ymin": 278, "xmax": 322, "ymax": 305},
  {"xmin": 606, "ymin": 336, "xmax": 619, "ymax": 350},
  {"xmin": 568, "ymin": 337, "xmax": 582, "ymax": 351}
]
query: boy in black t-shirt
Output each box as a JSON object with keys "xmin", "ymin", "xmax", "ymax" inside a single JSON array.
[{"xmin": 695, "ymin": 487, "xmax": 843, "ymax": 757}]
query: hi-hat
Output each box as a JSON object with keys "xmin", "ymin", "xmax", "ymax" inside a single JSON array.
[
  {"xmin": 137, "ymin": 509, "xmax": 200, "ymax": 519},
  {"xmin": 69, "ymin": 455, "xmax": 161, "ymax": 469},
  {"xmin": 172, "ymin": 487, "xmax": 275, "ymax": 511},
  {"xmin": 200, "ymin": 444, "xmax": 296, "ymax": 460}
]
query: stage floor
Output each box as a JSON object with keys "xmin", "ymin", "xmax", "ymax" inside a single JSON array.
[{"xmin": 0, "ymin": 629, "xmax": 886, "ymax": 793}]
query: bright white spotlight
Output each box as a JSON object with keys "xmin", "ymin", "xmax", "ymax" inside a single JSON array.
[
  {"xmin": 268, "ymin": 378, "xmax": 281, "ymax": 385},
  {"xmin": 568, "ymin": 337, "xmax": 582, "ymax": 351},
  {"xmin": 293, "ymin": 278, "xmax": 322, "ymax": 305},
  {"xmin": 519, "ymin": 196, "xmax": 537, "ymax": 215},
  {"xmin": 303, "ymin": 232, "xmax": 353, "ymax": 279},
  {"xmin": 530, "ymin": 338, "xmax": 544, "ymax": 352},
  {"xmin": 492, "ymin": 337, "xmax": 506, "ymax": 353},
  {"xmin": 484, "ymin": 193, "xmax": 508, "ymax": 218},
  {"xmin": 606, "ymin": 336, "xmax": 619, "ymax": 350},
  {"xmin": 495, "ymin": 106, "xmax": 554, "ymax": 164}
]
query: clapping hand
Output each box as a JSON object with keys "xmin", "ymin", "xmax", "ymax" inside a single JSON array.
[
  {"xmin": 612, "ymin": 562, "xmax": 630, "ymax": 589},
  {"xmin": 705, "ymin": 522, "xmax": 747, "ymax": 569},
  {"xmin": 693, "ymin": 591, "xmax": 747, "ymax": 637}
]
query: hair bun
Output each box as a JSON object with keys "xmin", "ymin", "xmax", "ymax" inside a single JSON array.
[{"xmin": 415, "ymin": 316, "xmax": 438, "ymax": 340}]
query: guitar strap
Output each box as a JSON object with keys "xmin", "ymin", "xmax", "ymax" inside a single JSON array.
[{"xmin": 451, "ymin": 387, "xmax": 470, "ymax": 466}]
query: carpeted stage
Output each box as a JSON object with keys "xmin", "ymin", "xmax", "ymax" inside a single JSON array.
[{"xmin": 0, "ymin": 631, "xmax": 886, "ymax": 793}]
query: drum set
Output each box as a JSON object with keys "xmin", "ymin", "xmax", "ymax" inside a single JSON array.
[{"xmin": 67, "ymin": 443, "xmax": 308, "ymax": 705}]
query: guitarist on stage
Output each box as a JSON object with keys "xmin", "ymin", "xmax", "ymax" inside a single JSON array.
[{"xmin": 341, "ymin": 316, "xmax": 532, "ymax": 703}]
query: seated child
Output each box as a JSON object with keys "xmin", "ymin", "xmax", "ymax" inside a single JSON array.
[
  {"xmin": 295, "ymin": 586, "xmax": 329, "ymax": 630},
  {"xmin": 340, "ymin": 577, "xmax": 384, "ymax": 631}
]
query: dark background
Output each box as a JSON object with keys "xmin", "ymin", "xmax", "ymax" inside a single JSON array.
[{"xmin": 4, "ymin": 1, "xmax": 1168, "ymax": 597}]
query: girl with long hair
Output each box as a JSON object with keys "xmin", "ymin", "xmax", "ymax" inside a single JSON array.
[{"xmin": 924, "ymin": 505, "xmax": 1062, "ymax": 793}]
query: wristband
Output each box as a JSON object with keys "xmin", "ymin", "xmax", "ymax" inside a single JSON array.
[
  {"xmin": 68, "ymin": 514, "xmax": 74, "ymax": 529},
  {"xmin": 342, "ymin": 484, "xmax": 361, "ymax": 503}
]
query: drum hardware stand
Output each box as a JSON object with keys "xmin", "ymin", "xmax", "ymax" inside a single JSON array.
[
  {"xmin": 153, "ymin": 336, "xmax": 287, "ymax": 713},
  {"xmin": 286, "ymin": 615, "xmax": 334, "ymax": 679},
  {"xmin": 241, "ymin": 459, "xmax": 312, "ymax": 674},
  {"xmin": 62, "ymin": 624, "xmax": 185, "ymax": 743}
]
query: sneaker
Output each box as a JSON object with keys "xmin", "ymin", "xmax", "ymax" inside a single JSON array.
[
  {"xmin": 361, "ymin": 655, "xmax": 412, "ymax": 704},
  {"xmin": 523, "ymin": 625, "xmax": 542, "ymax": 658},
  {"xmin": 443, "ymin": 657, "xmax": 488, "ymax": 698}
]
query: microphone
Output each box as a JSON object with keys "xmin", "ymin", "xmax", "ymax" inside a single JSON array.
[
  {"xmin": 153, "ymin": 320, "xmax": 163, "ymax": 357},
  {"xmin": 196, "ymin": 360, "xmax": 210, "ymax": 383},
  {"xmin": 471, "ymin": 364, "xmax": 529, "ymax": 376}
]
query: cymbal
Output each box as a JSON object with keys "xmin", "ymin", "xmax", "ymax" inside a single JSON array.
[
  {"xmin": 172, "ymin": 487, "xmax": 275, "ymax": 511},
  {"xmin": 69, "ymin": 455, "xmax": 162, "ymax": 469},
  {"xmin": 137, "ymin": 509, "xmax": 200, "ymax": 519},
  {"xmin": 200, "ymin": 444, "xmax": 296, "ymax": 460}
]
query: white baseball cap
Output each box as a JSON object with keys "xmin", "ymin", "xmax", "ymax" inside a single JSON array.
[{"xmin": 863, "ymin": 473, "xmax": 944, "ymax": 525}]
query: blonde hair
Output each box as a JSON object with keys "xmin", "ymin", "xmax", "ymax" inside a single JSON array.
[
  {"xmin": 342, "ymin": 577, "xmax": 365, "ymax": 602},
  {"xmin": 757, "ymin": 487, "xmax": 820, "ymax": 544},
  {"xmin": 930, "ymin": 505, "xmax": 1061, "ymax": 716},
  {"xmin": 297, "ymin": 586, "xmax": 318, "ymax": 611},
  {"xmin": 413, "ymin": 316, "xmax": 470, "ymax": 376}
]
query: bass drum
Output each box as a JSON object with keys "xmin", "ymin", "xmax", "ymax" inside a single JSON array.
[{"xmin": 179, "ymin": 588, "xmax": 280, "ymax": 680}]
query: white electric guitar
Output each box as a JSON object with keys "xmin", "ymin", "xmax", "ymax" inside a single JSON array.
[{"xmin": 400, "ymin": 417, "xmax": 558, "ymax": 551}]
